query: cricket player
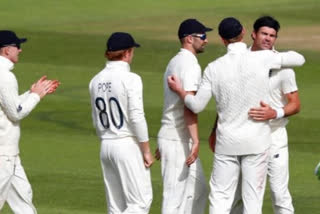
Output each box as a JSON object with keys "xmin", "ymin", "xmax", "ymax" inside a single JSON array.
[
  {"xmin": 167, "ymin": 17, "xmax": 305, "ymax": 214},
  {"xmin": 89, "ymin": 32, "xmax": 154, "ymax": 214},
  {"xmin": 156, "ymin": 18, "xmax": 211, "ymax": 214},
  {"xmin": 0, "ymin": 30, "xmax": 59, "ymax": 214},
  {"xmin": 230, "ymin": 16, "xmax": 299, "ymax": 214}
]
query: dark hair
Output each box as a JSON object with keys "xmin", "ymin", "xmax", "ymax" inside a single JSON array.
[{"xmin": 253, "ymin": 16, "xmax": 280, "ymax": 33}]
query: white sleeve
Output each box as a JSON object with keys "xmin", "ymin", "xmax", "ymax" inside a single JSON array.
[
  {"xmin": 263, "ymin": 50, "xmax": 305, "ymax": 70},
  {"xmin": 19, "ymin": 90, "xmax": 31, "ymax": 101},
  {"xmin": 127, "ymin": 76, "xmax": 149, "ymax": 143},
  {"xmin": 281, "ymin": 69, "xmax": 298, "ymax": 94},
  {"xmin": 89, "ymin": 80, "xmax": 98, "ymax": 129},
  {"xmin": 184, "ymin": 66, "xmax": 212, "ymax": 113},
  {"xmin": 279, "ymin": 51, "xmax": 305, "ymax": 68},
  {"xmin": 181, "ymin": 64, "xmax": 201, "ymax": 92},
  {"xmin": 0, "ymin": 74, "xmax": 40, "ymax": 122}
]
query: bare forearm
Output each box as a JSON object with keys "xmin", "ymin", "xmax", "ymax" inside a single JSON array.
[
  {"xmin": 184, "ymin": 106, "xmax": 199, "ymax": 144},
  {"xmin": 283, "ymin": 91, "xmax": 300, "ymax": 117},
  {"xmin": 184, "ymin": 92, "xmax": 200, "ymax": 166},
  {"xmin": 176, "ymin": 87, "xmax": 188, "ymax": 100},
  {"xmin": 139, "ymin": 141, "xmax": 151, "ymax": 154}
]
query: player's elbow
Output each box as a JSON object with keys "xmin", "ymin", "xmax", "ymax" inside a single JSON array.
[
  {"xmin": 188, "ymin": 104, "xmax": 205, "ymax": 114},
  {"xmin": 295, "ymin": 103, "xmax": 301, "ymax": 114},
  {"xmin": 291, "ymin": 102, "xmax": 301, "ymax": 115},
  {"xmin": 6, "ymin": 113, "xmax": 21, "ymax": 123}
]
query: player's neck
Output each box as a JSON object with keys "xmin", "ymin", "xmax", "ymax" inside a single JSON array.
[{"xmin": 182, "ymin": 45, "xmax": 196, "ymax": 56}]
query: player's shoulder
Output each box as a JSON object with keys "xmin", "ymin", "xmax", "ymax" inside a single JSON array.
[
  {"xmin": 89, "ymin": 70, "xmax": 103, "ymax": 87},
  {"xmin": 173, "ymin": 49, "xmax": 197, "ymax": 65},
  {"xmin": 0, "ymin": 69, "xmax": 17, "ymax": 84},
  {"xmin": 123, "ymin": 71, "xmax": 143, "ymax": 86},
  {"xmin": 206, "ymin": 55, "xmax": 225, "ymax": 69}
]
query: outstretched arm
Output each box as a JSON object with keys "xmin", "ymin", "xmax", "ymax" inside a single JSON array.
[
  {"xmin": 279, "ymin": 51, "xmax": 305, "ymax": 68},
  {"xmin": 248, "ymin": 91, "xmax": 300, "ymax": 121},
  {"xmin": 167, "ymin": 75, "xmax": 188, "ymax": 99},
  {"xmin": 0, "ymin": 75, "xmax": 59, "ymax": 122},
  {"xmin": 168, "ymin": 75, "xmax": 212, "ymax": 114}
]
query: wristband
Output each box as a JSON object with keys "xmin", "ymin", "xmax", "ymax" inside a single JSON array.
[{"xmin": 275, "ymin": 108, "xmax": 285, "ymax": 119}]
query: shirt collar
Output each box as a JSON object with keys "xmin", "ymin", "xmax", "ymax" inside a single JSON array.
[
  {"xmin": 0, "ymin": 56, "xmax": 14, "ymax": 71},
  {"xmin": 105, "ymin": 60, "xmax": 130, "ymax": 71},
  {"xmin": 227, "ymin": 42, "xmax": 248, "ymax": 54}
]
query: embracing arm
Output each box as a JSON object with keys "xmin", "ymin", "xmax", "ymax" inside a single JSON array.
[
  {"xmin": 168, "ymin": 68, "xmax": 212, "ymax": 114},
  {"xmin": 279, "ymin": 51, "xmax": 305, "ymax": 68},
  {"xmin": 248, "ymin": 91, "xmax": 300, "ymax": 121}
]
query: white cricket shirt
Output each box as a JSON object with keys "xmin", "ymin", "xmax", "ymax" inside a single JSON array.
[
  {"xmin": 0, "ymin": 56, "xmax": 41, "ymax": 156},
  {"xmin": 248, "ymin": 48, "xmax": 299, "ymax": 149},
  {"xmin": 269, "ymin": 68, "xmax": 298, "ymax": 129},
  {"xmin": 184, "ymin": 42, "xmax": 305, "ymax": 155},
  {"xmin": 89, "ymin": 60, "xmax": 149, "ymax": 143},
  {"xmin": 158, "ymin": 48, "xmax": 201, "ymax": 141}
]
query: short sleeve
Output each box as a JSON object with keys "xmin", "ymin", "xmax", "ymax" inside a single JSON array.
[
  {"xmin": 181, "ymin": 64, "xmax": 201, "ymax": 92},
  {"xmin": 280, "ymin": 68, "xmax": 298, "ymax": 94}
]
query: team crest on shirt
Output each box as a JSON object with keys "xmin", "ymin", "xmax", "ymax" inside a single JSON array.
[{"xmin": 17, "ymin": 105, "xmax": 22, "ymax": 112}]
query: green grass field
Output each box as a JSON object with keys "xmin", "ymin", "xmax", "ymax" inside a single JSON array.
[{"xmin": 1, "ymin": 0, "xmax": 320, "ymax": 213}]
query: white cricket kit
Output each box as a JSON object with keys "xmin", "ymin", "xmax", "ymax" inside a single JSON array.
[
  {"xmin": 269, "ymin": 67, "xmax": 298, "ymax": 146},
  {"xmin": 89, "ymin": 60, "xmax": 152, "ymax": 214},
  {"xmin": 267, "ymin": 66, "xmax": 297, "ymax": 214},
  {"xmin": 183, "ymin": 42, "xmax": 305, "ymax": 214},
  {"xmin": 0, "ymin": 56, "xmax": 40, "ymax": 214},
  {"xmin": 157, "ymin": 49, "xmax": 208, "ymax": 214},
  {"xmin": 158, "ymin": 48, "xmax": 201, "ymax": 140},
  {"xmin": 230, "ymin": 52, "xmax": 298, "ymax": 214}
]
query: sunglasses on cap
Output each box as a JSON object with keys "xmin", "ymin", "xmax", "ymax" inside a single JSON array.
[
  {"xmin": 0, "ymin": 43, "xmax": 21, "ymax": 49},
  {"xmin": 191, "ymin": 33, "xmax": 207, "ymax": 40}
]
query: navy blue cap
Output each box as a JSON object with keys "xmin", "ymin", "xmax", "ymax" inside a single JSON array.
[
  {"xmin": 0, "ymin": 30, "xmax": 27, "ymax": 47},
  {"xmin": 218, "ymin": 17, "xmax": 243, "ymax": 39},
  {"xmin": 107, "ymin": 32, "xmax": 140, "ymax": 51},
  {"xmin": 178, "ymin": 19, "xmax": 212, "ymax": 39}
]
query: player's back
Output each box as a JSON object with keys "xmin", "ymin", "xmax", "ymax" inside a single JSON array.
[
  {"xmin": 89, "ymin": 61, "xmax": 142, "ymax": 140},
  {"xmin": 209, "ymin": 42, "xmax": 282, "ymax": 155}
]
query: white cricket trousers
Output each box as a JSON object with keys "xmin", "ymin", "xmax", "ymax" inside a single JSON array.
[
  {"xmin": 209, "ymin": 151, "xmax": 268, "ymax": 214},
  {"xmin": 157, "ymin": 138, "xmax": 208, "ymax": 214},
  {"xmin": 100, "ymin": 137, "xmax": 153, "ymax": 214},
  {"xmin": 230, "ymin": 127, "xmax": 294, "ymax": 214},
  {"xmin": 268, "ymin": 127, "xmax": 294, "ymax": 214},
  {"xmin": 0, "ymin": 155, "xmax": 37, "ymax": 214}
]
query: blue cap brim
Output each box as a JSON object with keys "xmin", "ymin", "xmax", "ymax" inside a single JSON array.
[{"xmin": 19, "ymin": 38, "xmax": 27, "ymax": 43}]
